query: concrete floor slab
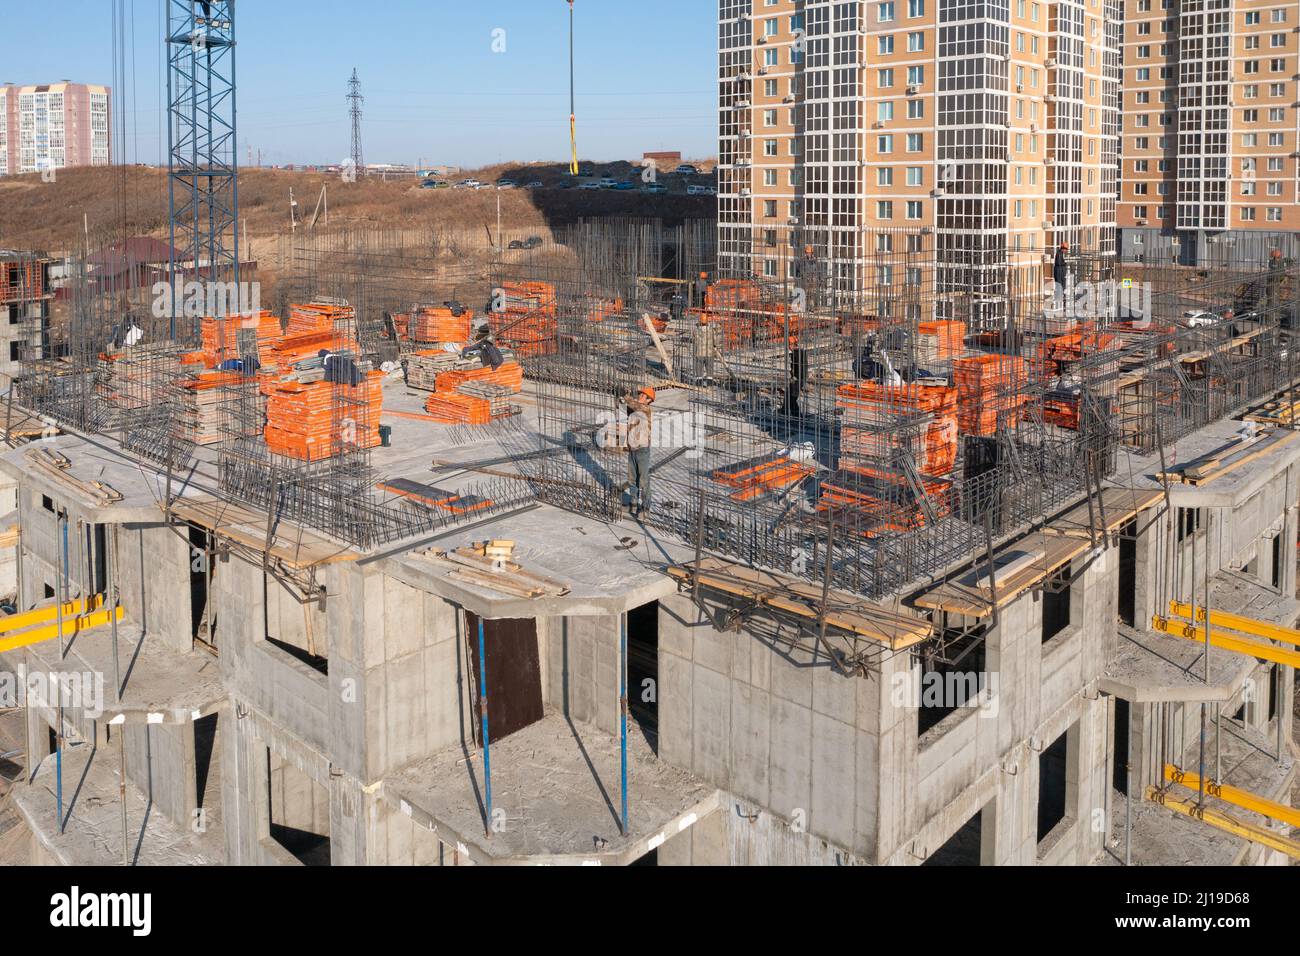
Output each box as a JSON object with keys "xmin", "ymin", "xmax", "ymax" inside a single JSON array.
[
  {"xmin": 1, "ymin": 621, "xmax": 225, "ymax": 722},
  {"xmin": 383, "ymin": 712, "xmax": 719, "ymax": 865}
]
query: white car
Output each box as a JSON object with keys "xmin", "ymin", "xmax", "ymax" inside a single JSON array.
[
  {"xmin": 1183, "ymin": 310, "xmax": 1219, "ymax": 327},
  {"xmin": 598, "ymin": 177, "xmax": 619, "ymax": 189},
  {"xmin": 578, "ymin": 182, "xmax": 602, "ymax": 190}
]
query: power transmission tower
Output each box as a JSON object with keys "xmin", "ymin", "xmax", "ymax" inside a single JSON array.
[{"xmin": 347, "ymin": 68, "xmax": 365, "ymax": 177}]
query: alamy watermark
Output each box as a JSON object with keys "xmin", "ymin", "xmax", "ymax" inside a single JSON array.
[
  {"xmin": 0, "ymin": 664, "xmax": 105, "ymax": 719},
  {"xmin": 150, "ymin": 279, "xmax": 261, "ymax": 320}
]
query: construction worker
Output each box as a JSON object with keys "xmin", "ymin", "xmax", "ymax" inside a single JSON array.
[
  {"xmin": 1053, "ymin": 242, "xmax": 1071, "ymax": 305},
  {"xmin": 624, "ymin": 386, "xmax": 655, "ymax": 518},
  {"xmin": 691, "ymin": 313, "xmax": 718, "ymax": 384},
  {"xmin": 463, "ymin": 326, "xmax": 505, "ymax": 370}
]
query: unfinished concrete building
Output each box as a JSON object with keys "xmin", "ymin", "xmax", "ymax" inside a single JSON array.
[{"xmin": 0, "ymin": 216, "xmax": 1295, "ymax": 867}]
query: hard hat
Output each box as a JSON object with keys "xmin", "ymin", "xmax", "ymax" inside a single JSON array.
[{"xmin": 638, "ymin": 386, "xmax": 657, "ymax": 403}]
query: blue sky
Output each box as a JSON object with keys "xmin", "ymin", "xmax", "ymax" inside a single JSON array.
[{"xmin": 1, "ymin": 1, "xmax": 717, "ymax": 168}]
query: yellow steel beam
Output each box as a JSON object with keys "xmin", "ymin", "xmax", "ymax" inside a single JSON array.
[
  {"xmin": 1168, "ymin": 600, "xmax": 1300, "ymax": 648},
  {"xmin": 1164, "ymin": 765, "xmax": 1300, "ymax": 829},
  {"xmin": 0, "ymin": 594, "xmax": 103, "ymax": 636},
  {"xmin": 1145, "ymin": 787, "xmax": 1300, "ymax": 861},
  {"xmin": 0, "ymin": 605, "xmax": 124, "ymax": 654},
  {"xmin": 1151, "ymin": 615, "xmax": 1300, "ymax": 669}
]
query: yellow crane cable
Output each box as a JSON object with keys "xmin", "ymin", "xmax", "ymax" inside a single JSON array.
[{"xmin": 569, "ymin": 0, "xmax": 579, "ymax": 175}]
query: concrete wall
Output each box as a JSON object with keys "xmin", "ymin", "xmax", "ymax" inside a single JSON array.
[{"xmin": 657, "ymin": 539, "xmax": 1119, "ymax": 866}]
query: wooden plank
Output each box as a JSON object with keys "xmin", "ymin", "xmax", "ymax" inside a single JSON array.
[
  {"xmin": 1047, "ymin": 488, "xmax": 1163, "ymax": 539},
  {"xmin": 913, "ymin": 532, "xmax": 1091, "ymax": 617},
  {"xmin": 667, "ymin": 556, "xmax": 929, "ymax": 649},
  {"xmin": 166, "ymin": 496, "xmax": 358, "ymax": 569},
  {"xmin": 1158, "ymin": 429, "xmax": 1298, "ymax": 486}
]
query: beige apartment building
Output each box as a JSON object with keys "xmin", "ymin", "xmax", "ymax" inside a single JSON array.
[
  {"xmin": 0, "ymin": 82, "xmax": 111, "ymax": 178},
  {"xmin": 1118, "ymin": 0, "xmax": 1300, "ymax": 265},
  {"xmin": 718, "ymin": 0, "xmax": 1121, "ymax": 315}
]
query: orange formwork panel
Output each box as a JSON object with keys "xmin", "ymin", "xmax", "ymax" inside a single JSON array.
[
  {"xmin": 200, "ymin": 311, "xmax": 284, "ymax": 365},
  {"xmin": 423, "ymin": 392, "xmax": 493, "ymax": 425},
  {"xmin": 953, "ymin": 354, "xmax": 1027, "ymax": 437},
  {"xmin": 409, "ymin": 307, "xmax": 473, "ymax": 345},
  {"xmin": 433, "ymin": 360, "xmax": 524, "ymax": 395},
  {"xmin": 287, "ymin": 302, "xmax": 353, "ymax": 336},
  {"xmin": 264, "ymin": 371, "xmax": 383, "ymax": 461}
]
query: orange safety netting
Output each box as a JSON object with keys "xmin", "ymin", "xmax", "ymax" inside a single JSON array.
[
  {"xmin": 0, "ymin": 260, "xmax": 48, "ymax": 301},
  {"xmin": 953, "ymin": 354, "xmax": 1028, "ymax": 436},
  {"xmin": 264, "ymin": 371, "xmax": 383, "ymax": 461}
]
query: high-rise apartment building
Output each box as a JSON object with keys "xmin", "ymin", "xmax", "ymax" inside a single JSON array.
[
  {"xmin": 1118, "ymin": 0, "xmax": 1300, "ymax": 265},
  {"xmin": 718, "ymin": 0, "xmax": 1121, "ymax": 312},
  {"xmin": 0, "ymin": 82, "xmax": 111, "ymax": 177}
]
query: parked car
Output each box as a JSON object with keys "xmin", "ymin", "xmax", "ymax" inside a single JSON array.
[
  {"xmin": 455, "ymin": 179, "xmax": 480, "ymax": 189},
  {"xmin": 598, "ymin": 177, "xmax": 619, "ymax": 189},
  {"xmin": 643, "ymin": 183, "xmax": 668, "ymax": 194},
  {"xmin": 525, "ymin": 181, "xmax": 544, "ymax": 189},
  {"xmin": 613, "ymin": 181, "xmax": 636, "ymax": 191},
  {"xmin": 676, "ymin": 164, "xmax": 699, "ymax": 175},
  {"xmin": 496, "ymin": 179, "xmax": 517, "ymax": 189},
  {"xmin": 578, "ymin": 181, "xmax": 602, "ymax": 190},
  {"xmin": 687, "ymin": 184, "xmax": 712, "ymax": 196},
  {"xmin": 420, "ymin": 179, "xmax": 447, "ymax": 189},
  {"xmin": 1183, "ymin": 309, "xmax": 1220, "ymax": 327}
]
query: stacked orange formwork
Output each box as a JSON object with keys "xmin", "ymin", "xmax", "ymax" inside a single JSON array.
[
  {"xmin": 489, "ymin": 281, "xmax": 558, "ymax": 358},
  {"xmin": 712, "ymin": 454, "xmax": 816, "ymax": 502},
  {"xmin": 836, "ymin": 381, "xmax": 958, "ymax": 478},
  {"xmin": 953, "ymin": 354, "xmax": 1027, "ymax": 436},
  {"xmin": 1038, "ymin": 326, "xmax": 1117, "ymax": 375},
  {"xmin": 433, "ymin": 361, "xmax": 524, "ymax": 395},
  {"xmin": 175, "ymin": 369, "xmax": 256, "ymax": 445},
  {"xmin": 422, "ymin": 392, "xmax": 494, "ymax": 426},
  {"xmin": 269, "ymin": 331, "xmax": 360, "ymax": 370},
  {"xmin": 408, "ymin": 307, "xmax": 473, "ymax": 345},
  {"xmin": 200, "ymin": 311, "xmax": 284, "ymax": 365},
  {"xmin": 264, "ymin": 370, "xmax": 383, "ymax": 461},
  {"xmin": 287, "ymin": 302, "xmax": 352, "ymax": 336},
  {"xmin": 585, "ymin": 296, "xmax": 624, "ymax": 324},
  {"xmin": 816, "ymin": 468, "xmax": 953, "ymax": 537},
  {"xmin": 915, "ymin": 320, "xmax": 967, "ymax": 365}
]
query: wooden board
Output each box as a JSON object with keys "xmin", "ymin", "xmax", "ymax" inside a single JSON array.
[
  {"xmin": 1157, "ymin": 429, "xmax": 1298, "ymax": 486},
  {"xmin": 166, "ymin": 496, "xmax": 358, "ymax": 569},
  {"xmin": 1046, "ymin": 488, "xmax": 1164, "ymax": 539},
  {"xmin": 913, "ymin": 532, "xmax": 1091, "ymax": 617},
  {"xmin": 466, "ymin": 612, "xmax": 545, "ymax": 742},
  {"xmin": 667, "ymin": 556, "xmax": 930, "ymax": 649}
]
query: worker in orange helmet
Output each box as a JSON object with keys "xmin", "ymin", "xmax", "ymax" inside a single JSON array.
[{"xmin": 623, "ymin": 385, "xmax": 656, "ymax": 518}]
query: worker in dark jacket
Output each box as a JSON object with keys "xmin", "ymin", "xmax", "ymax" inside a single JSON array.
[{"xmin": 1053, "ymin": 242, "xmax": 1070, "ymax": 289}]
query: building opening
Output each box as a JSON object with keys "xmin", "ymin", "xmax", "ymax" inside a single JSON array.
[
  {"xmin": 924, "ymin": 809, "xmax": 983, "ymax": 866},
  {"xmin": 626, "ymin": 600, "xmax": 659, "ymax": 754},
  {"xmin": 1042, "ymin": 564, "xmax": 1072, "ymax": 644},
  {"xmin": 1037, "ymin": 728, "xmax": 1072, "ymax": 843},
  {"xmin": 189, "ymin": 523, "xmax": 217, "ymax": 650},
  {"xmin": 1112, "ymin": 697, "xmax": 1130, "ymax": 795},
  {"xmin": 266, "ymin": 749, "xmax": 331, "ymax": 866},
  {"xmin": 1117, "ymin": 519, "xmax": 1136, "ymax": 628},
  {"xmin": 195, "ymin": 713, "xmax": 219, "ymax": 811},
  {"xmin": 917, "ymin": 621, "xmax": 986, "ymax": 736}
]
